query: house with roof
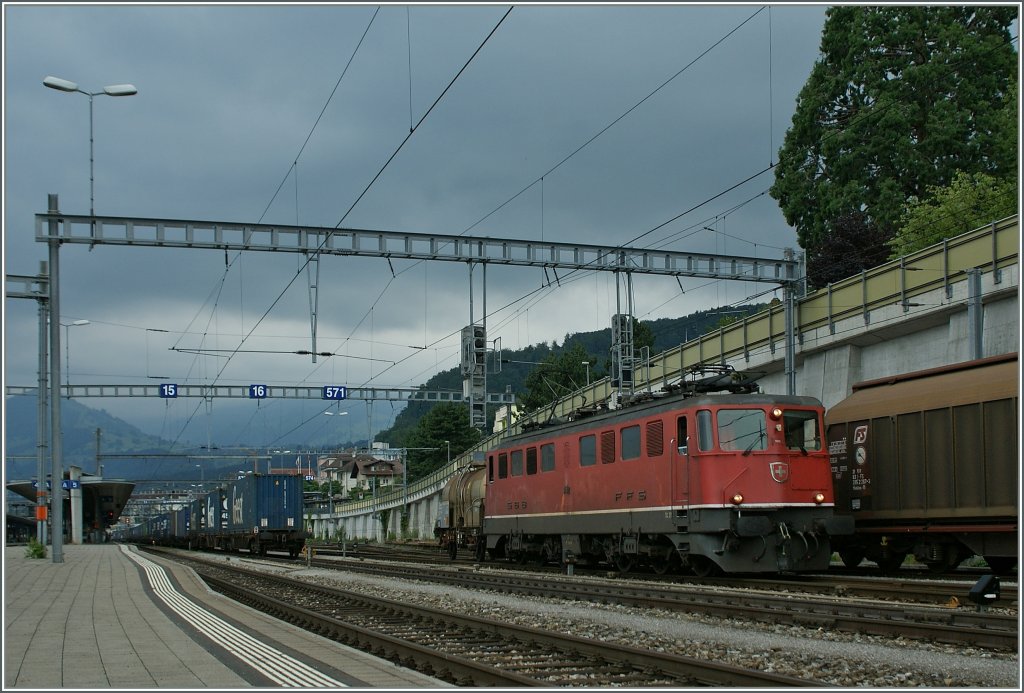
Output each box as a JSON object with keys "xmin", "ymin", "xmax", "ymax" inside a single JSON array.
[{"xmin": 317, "ymin": 446, "xmax": 404, "ymax": 499}]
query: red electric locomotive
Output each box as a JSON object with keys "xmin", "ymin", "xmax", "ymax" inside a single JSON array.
[{"xmin": 477, "ymin": 366, "xmax": 853, "ymax": 575}]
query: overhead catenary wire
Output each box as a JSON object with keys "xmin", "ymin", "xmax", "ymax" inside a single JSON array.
[
  {"xmin": 334, "ymin": 5, "xmax": 514, "ymax": 229},
  {"xmin": 165, "ymin": 8, "xmax": 513, "ymax": 447},
  {"xmin": 170, "ymin": 15, "xmax": 1016, "ymax": 448}
]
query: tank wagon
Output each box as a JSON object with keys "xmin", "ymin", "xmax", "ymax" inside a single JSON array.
[
  {"xmin": 466, "ymin": 367, "xmax": 853, "ymax": 575},
  {"xmin": 436, "ymin": 463, "xmax": 487, "ymax": 559},
  {"xmin": 113, "ymin": 473, "xmax": 309, "ymax": 558},
  {"xmin": 826, "ymin": 353, "xmax": 1018, "ymax": 574}
]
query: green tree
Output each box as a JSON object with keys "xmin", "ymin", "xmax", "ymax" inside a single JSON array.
[
  {"xmin": 633, "ymin": 318, "xmax": 655, "ymax": 355},
  {"xmin": 888, "ymin": 170, "xmax": 1018, "ymax": 258},
  {"xmin": 805, "ymin": 211, "xmax": 892, "ymax": 288},
  {"xmin": 770, "ymin": 6, "xmax": 1017, "ymax": 287},
  {"xmin": 403, "ymin": 402, "xmax": 481, "ymax": 482},
  {"xmin": 520, "ymin": 342, "xmax": 593, "ymax": 412}
]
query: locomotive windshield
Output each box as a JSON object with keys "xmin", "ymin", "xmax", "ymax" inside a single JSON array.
[
  {"xmin": 783, "ymin": 409, "xmax": 822, "ymax": 451},
  {"xmin": 717, "ymin": 409, "xmax": 768, "ymax": 452}
]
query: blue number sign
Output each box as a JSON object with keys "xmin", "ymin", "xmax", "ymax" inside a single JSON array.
[
  {"xmin": 322, "ymin": 385, "xmax": 348, "ymax": 400},
  {"xmin": 159, "ymin": 384, "xmax": 178, "ymax": 398},
  {"xmin": 249, "ymin": 384, "xmax": 268, "ymax": 399}
]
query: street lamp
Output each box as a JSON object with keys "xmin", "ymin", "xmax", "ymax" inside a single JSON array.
[
  {"xmin": 582, "ymin": 361, "xmax": 591, "ymax": 386},
  {"xmin": 324, "ymin": 411, "xmax": 349, "ymax": 449},
  {"xmin": 61, "ymin": 319, "xmax": 89, "ymax": 395},
  {"xmin": 444, "ymin": 440, "xmax": 451, "ymax": 464},
  {"xmin": 43, "ymin": 75, "xmax": 137, "ymax": 218}
]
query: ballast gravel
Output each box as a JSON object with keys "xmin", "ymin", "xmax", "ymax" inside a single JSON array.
[{"xmin": 207, "ymin": 554, "xmax": 1020, "ymax": 688}]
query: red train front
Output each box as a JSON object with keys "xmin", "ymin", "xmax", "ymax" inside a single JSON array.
[{"xmin": 479, "ymin": 379, "xmax": 853, "ymax": 575}]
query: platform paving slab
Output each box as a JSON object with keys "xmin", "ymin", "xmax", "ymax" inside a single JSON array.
[{"xmin": 3, "ymin": 544, "xmax": 447, "ymax": 689}]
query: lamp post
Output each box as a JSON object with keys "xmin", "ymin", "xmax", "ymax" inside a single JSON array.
[
  {"xmin": 445, "ymin": 440, "xmax": 451, "ymax": 464},
  {"xmin": 61, "ymin": 319, "xmax": 89, "ymax": 396},
  {"xmin": 42, "ymin": 76, "xmax": 137, "ymax": 218},
  {"xmin": 324, "ymin": 410, "xmax": 349, "ymax": 452},
  {"xmin": 582, "ymin": 361, "xmax": 591, "ymax": 386}
]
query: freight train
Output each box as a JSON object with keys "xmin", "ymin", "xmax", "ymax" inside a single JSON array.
[
  {"xmin": 110, "ymin": 473, "xmax": 308, "ymax": 558},
  {"xmin": 826, "ymin": 353, "xmax": 1018, "ymax": 574},
  {"xmin": 438, "ymin": 366, "xmax": 853, "ymax": 575}
]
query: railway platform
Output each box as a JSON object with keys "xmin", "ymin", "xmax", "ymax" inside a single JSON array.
[{"xmin": 3, "ymin": 543, "xmax": 446, "ymax": 689}]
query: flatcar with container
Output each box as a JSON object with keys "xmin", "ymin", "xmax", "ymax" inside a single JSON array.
[
  {"xmin": 826, "ymin": 353, "xmax": 1018, "ymax": 574},
  {"xmin": 113, "ymin": 473, "xmax": 309, "ymax": 558},
  {"xmin": 475, "ymin": 366, "xmax": 853, "ymax": 575}
]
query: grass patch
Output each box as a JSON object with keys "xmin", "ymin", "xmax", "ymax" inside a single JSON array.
[{"xmin": 24, "ymin": 538, "xmax": 47, "ymax": 559}]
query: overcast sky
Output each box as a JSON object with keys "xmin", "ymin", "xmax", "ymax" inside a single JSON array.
[{"xmin": 3, "ymin": 2, "xmax": 831, "ymax": 448}]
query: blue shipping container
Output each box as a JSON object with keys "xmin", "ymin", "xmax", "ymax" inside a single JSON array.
[{"xmin": 225, "ymin": 474, "xmax": 304, "ymax": 533}]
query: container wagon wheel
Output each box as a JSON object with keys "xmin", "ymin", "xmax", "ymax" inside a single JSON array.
[
  {"xmin": 839, "ymin": 548, "xmax": 865, "ymax": 569},
  {"xmin": 875, "ymin": 552, "xmax": 907, "ymax": 573},
  {"xmin": 448, "ymin": 540, "xmax": 458, "ymax": 560},
  {"xmin": 474, "ymin": 540, "xmax": 487, "ymax": 563},
  {"xmin": 984, "ymin": 556, "xmax": 1015, "ymax": 575}
]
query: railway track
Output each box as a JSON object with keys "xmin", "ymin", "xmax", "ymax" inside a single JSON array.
[
  {"xmin": 154, "ymin": 550, "xmax": 821, "ymax": 687},
  {"xmin": 295, "ymin": 550, "xmax": 1018, "ymax": 650},
  {"xmin": 315, "ymin": 542, "xmax": 1020, "ymax": 609}
]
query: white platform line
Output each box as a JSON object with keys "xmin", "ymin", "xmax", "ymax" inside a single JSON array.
[{"xmin": 121, "ymin": 546, "xmax": 345, "ymax": 688}]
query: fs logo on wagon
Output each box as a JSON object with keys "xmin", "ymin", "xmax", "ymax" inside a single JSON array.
[
  {"xmin": 769, "ymin": 461, "xmax": 790, "ymax": 483},
  {"xmin": 853, "ymin": 425, "xmax": 869, "ymax": 444}
]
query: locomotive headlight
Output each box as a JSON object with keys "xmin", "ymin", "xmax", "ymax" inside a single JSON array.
[
  {"xmin": 813, "ymin": 492, "xmax": 825, "ymax": 504},
  {"xmin": 731, "ymin": 493, "xmax": 744, "ymax": 505},
  {"xmin": 770, "ymin": 407, "xmax": 783, "ymax": 420}
]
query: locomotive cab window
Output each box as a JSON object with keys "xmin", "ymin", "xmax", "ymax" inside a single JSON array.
[
  {"xmin": 783, "ymin": 409, "xmax": 822, "ymax": 451},
  {"xmin": 621, "ymin": 425, "xmax": 641, "ymax": 460},
  {"xmin": 540, "ymin": 443, "xmax": 556, "ymax": 472},
  {"xmin": 511, "ymin": 450, "xmax": 524, "ymax": 476},
  {"xmin": 498, "ymin": 453, "xmax": 509, "ymax": 479},
  {"xmin": 718, "ymin": 409, "xmax": 768, "ymax": 452},
  {"xmin": 697, "ymin": 410, "xmax": 714, "ymax": 451},
  {"xmin": 677, "ymin": 416, "xmax": 688, "ymax": 454},
  {"xmin": 580, "ymin": 434, "xmax": 597, "ymax": 467},
  {"xmin": 526, "ymin": 447, "xmax": 538, "ymax": 475}
]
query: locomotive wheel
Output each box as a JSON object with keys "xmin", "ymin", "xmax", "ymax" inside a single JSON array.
[
  {"xmin": 688, "ymin": 555, "xmax": 721, "ymax": 578},
  {"xmin": 839, "ymin": 549, "xmax": 865, "ymax": 568},
  {"xmin": 651, "ymin": 551, "xmax": 679, "ymax": 576},
  {"xmin": 614, "ymin": 553, "xmax": 635, "ymax": 574}
]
